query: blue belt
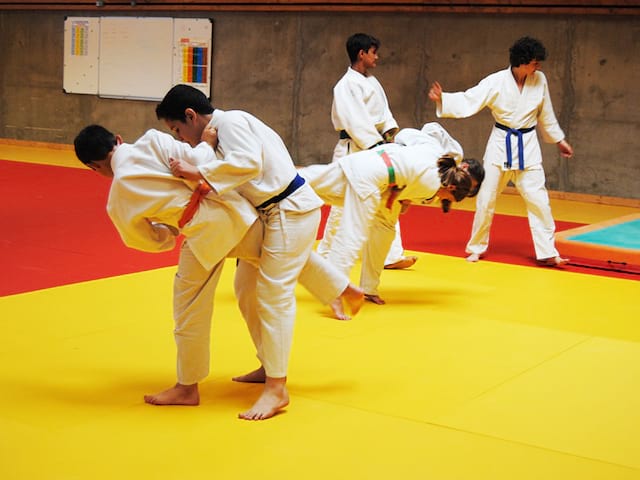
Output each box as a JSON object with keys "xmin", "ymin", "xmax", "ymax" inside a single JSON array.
[
  {"xmin": 257, "ymin": 173, "xmax": 305, "ymax": 209},
  {"xmin": 495, "ymin": 122, "xmax": 536, "ymax": 170}
]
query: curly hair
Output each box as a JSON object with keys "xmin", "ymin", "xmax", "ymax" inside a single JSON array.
[{"xmin": 509, "ymin": 36, "xmax": 547, "ymax": 67}]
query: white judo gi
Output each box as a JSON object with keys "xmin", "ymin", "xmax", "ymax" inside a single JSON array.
[
  {"xmin": 319, "ymin": 67, "xmax": 406, "ymax": 265},
  {"xmin": 196, "ymin": 109, "xmax": 324, "ymax": 379},
  {"xmin": 436, "ymin": 67, "xmax": 566, "ymax": 260},
  {"xmin": 300, "ymin": 124, "xmax": 463, "ymax": 295},
  {"xmin": 107, "ymin": 129, "xmax": 345, "ymax": 385}
]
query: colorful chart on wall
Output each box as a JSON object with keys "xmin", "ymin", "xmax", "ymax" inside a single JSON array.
[
  {"xmin": 63, "ymin": 17, "xmax": 100, "ymax": 95},
  {"xmin": 63, "ymin": 17, "xmax": 212, "ymax": 101}
]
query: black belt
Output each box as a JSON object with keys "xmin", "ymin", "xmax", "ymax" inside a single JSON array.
[
  {"xmin": 494, "ymin": 122, "xmax": 536, "ymax": 170},
  {"xmin": 256, "ymin": 173, "xmax": 306, "ymax": 210},
  {"xmin": 339, "ymin": 130, "xmax": 384, "ymax": 149}
]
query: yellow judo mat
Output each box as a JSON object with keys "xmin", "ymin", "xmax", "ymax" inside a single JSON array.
[{"xmin": 1, "ymin": 143, "xmax": 640, "ymax": 479}]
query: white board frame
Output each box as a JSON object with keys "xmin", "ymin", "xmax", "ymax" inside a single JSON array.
[{"xmin": 63, "ymin": 16, "xmax": 213, "ymax": 101}]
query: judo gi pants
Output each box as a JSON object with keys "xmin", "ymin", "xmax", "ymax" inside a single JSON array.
[
  {"xmin": 234, "ymin": 204, "xmax": 321, "ymax": 379},
  {"xmin": 305, "ymin": 163, "xmax": 397, "ymax": 295},
  {"xmin": 172, "ymin": 218, "xmax": 343, "ymax": 385},
  {"xmin": 317, "ymin": 139, "xmax": 406, "ymax": 265},
  {"xmin": 466, "ymin": 163, "xmax": 560, "ymax": 260}
]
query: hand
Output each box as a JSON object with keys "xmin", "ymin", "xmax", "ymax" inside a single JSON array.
[
  {"xmin": 428, "ymin": 81, "xmax": 443, "ymax": 103},
  {"xmin": 383, "ymin": 127, "xmax": 398, "ymax": 143},
  {"xmin": 202, "ymin": 125, "xmax": 219, "ymax": 149},
  {"xmin": 148, "ymin": 221, "xmax": 179, "ymax": 237},
  {"xmin": 169, "ymin": 157, "xmax": 202, "ymax": 181},
  {"xmin": 557, "ymin": 139, "xmax": 573, "ymax": 158}
]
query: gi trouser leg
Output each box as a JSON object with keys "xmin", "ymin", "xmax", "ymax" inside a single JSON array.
[
  {"xmin": 173, "ymin": 241, "xmax": 224, "ymax": 385},
  {"xmin": 256, "ymin": 205, "xmax": 321, "ymax": 378}
]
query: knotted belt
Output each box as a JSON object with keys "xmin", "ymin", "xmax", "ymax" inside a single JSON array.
[
  {"xmin": 495, "ymin": 122, "xmax": 536, "ymax": 170},
  {"xmin": 178, "ymin": 181, "xmax": 213, "ymax": 229},
  {"xmin": 377, "ymin": 150, "xmax": 402, "ymax": 209},
  {"xmin": 339, "ymin": 130, "xmax": 384, "ymax": 149},
  {"xmin": 256, "ymin": 173, "xmax": 306, "ymax": 210}
]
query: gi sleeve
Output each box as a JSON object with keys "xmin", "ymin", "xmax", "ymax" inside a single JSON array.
[
  {"xmin": 107, "ymin": 187, "xmax": 177, "ymax": 253},
  {"xmin": 196, "ymin": 115, "xmax": 262, "ymax": 195},
  {"xmin": 438, "ymin": 75, "xmax": 497, "ymax": 119},
  {"xmin": 536, "ymin": 73, "xmax": 565, "ymax": 144}
]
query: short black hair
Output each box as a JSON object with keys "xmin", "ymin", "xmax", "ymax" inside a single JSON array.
[
  {"xmin": 155, "ymin": 84, "xmax": 214, "ymax": 122},
  {"xmin": 74, "ymin": 125, "xmax": 116, "ymax": 165},
  {"xmin": 509, "ymin": 36, "xmax": 547, "ymax": 67},
  {"xmin": 346, "ymin": 33, "xmax": 380, "ymax": 64}
]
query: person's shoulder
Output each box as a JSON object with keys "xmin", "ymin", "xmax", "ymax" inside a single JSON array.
[
  {"xmin": 487, "ymin": 68, "xmax": 509, "ymax": 80},
  {"xmin": 219, "ymin": 109, "xmax": 252, "ymax": 122},
  {"xmin": 476, "ymin": 68, "xmax": 510, "ymax": 87},
  {"xmin": 139, "ymin": 128, "xmax": 174, "ymax": 145},
  {"xmin": 533, "ymin": 70, "xmax": 548, "ymax": 82},
  {"xmin": 334, "ymin": 69, "xmax": 353, "ymax": 86},
  {"xmin": 218, "ymin": 109, "xmax": 257, "ymax": 128},
  {"xmin": 337, "ymin": 67, "xmax": 365, "ymax": 83}
]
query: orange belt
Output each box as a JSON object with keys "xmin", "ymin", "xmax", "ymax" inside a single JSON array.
[
  {"xmin": 178, "ymin": 181, "xmax": 213, "ymax": 229},
  {"xmin": 377, "ymin": 150, "xmax": 401, "ymax": 209}
]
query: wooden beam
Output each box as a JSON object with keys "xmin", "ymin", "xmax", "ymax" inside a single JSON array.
[{"xmin": 0, "ymin": 0, "xmax": 638, "ymax": 14}]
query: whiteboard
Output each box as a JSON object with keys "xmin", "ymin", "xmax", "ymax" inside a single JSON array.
[
  {"xmin": 99, "ymin": 17, "xmax": 174, "ymax": 100},
  {"xmin": 63, "ymin": 17, "xmax": 213, "ymax": 101}
]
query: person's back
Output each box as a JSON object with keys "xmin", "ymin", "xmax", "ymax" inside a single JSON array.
[{"xmin": 108, "ymin": 128, "xmax": 257, "ymax": 270}]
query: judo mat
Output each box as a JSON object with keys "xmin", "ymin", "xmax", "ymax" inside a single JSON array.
[
  {"xmin": 2, "ymin": 144, "xmax": 640, "ymax": 480},
  {"xmin": 555, "ymin": 214, "xmax": 640, "ymax": 274}
]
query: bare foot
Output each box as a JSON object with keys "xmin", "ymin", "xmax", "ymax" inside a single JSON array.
[
  {"xmin": 233, "ymin": 366, "xmax": 266, "ymax": 383},
  {"xmin": 238, "ymin": 376, "xmax": 289, "ymax": 421},
  {"xmin": 342, "ymin": 283, "xmax": 365, "ymax": 317},
  {"xmin": 466, "ymin": 253, "xmax": 481, "ymax": 263},
  {"xmin": 539, "ymin": 256, "xmax": 569, "ymax": 266},
  {"xmin": 144, "ymin": 383, "xmax": 199, "ymax": 406},
  {"xmin": 330, "ymin": 297, "xmax": 351, "ymax": 320},
  {"xmin": 329, "ymin": 283, "xmax": 365, "ymax": 320},
  {"xmin": 364, "ymin": 294, "xmax": 386, "ymax": 305},
  {"xmin": 384, "ymin": 256, "xmax": 418, "ymax": 270}
]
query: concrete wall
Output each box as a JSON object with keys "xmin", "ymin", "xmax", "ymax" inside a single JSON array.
[{"xmin": 0, "ymin": 10, "xmax": 638, "ymax": 198}]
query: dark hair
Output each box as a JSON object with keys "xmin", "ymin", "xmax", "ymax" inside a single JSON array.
[
  {"xmin": 155, "ymin": 84, "xmax": 214, "ymax": 122},
  {"xmin": 346, "ymin": 33, "xmax": 380, "ymax": 64},
  {"xmin": 437, "ymin": 157, "xmax": 472, "ymax": 202},
  {"xmin": 509, "ymin": 36, "xmax": 547, "ymax": 67},
  {"xmin": 74, "ymin": 124, "xmax": 116, "ymax": 165},
  {"xmin": 462, "ymin": 158, "xmax": 485, "ymax": 197}
]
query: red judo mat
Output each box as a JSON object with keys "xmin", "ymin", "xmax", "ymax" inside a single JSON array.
[
  {"xmin": 0, "ymin": 160, "xmax": 636, "ymax": 297},
  {"xmin": 0, "ymin": 161, "xmax": 181, "ymax": 297}
]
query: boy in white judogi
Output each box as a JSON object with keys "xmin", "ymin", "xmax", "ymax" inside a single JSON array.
[
  {"xmin": 428, "ymin": 36, "xmax": 574, "ymax": 265},
  {"xmin": 157, "ymin": 84, "xmax": 348, "ymax": 420},
  {"xmin": 323, "ymin": 33, "xmax": 416, "ymax": 271},
  {"xmin": 74, "ymin": 125, "xmax": 357, "ymax": 421}
]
